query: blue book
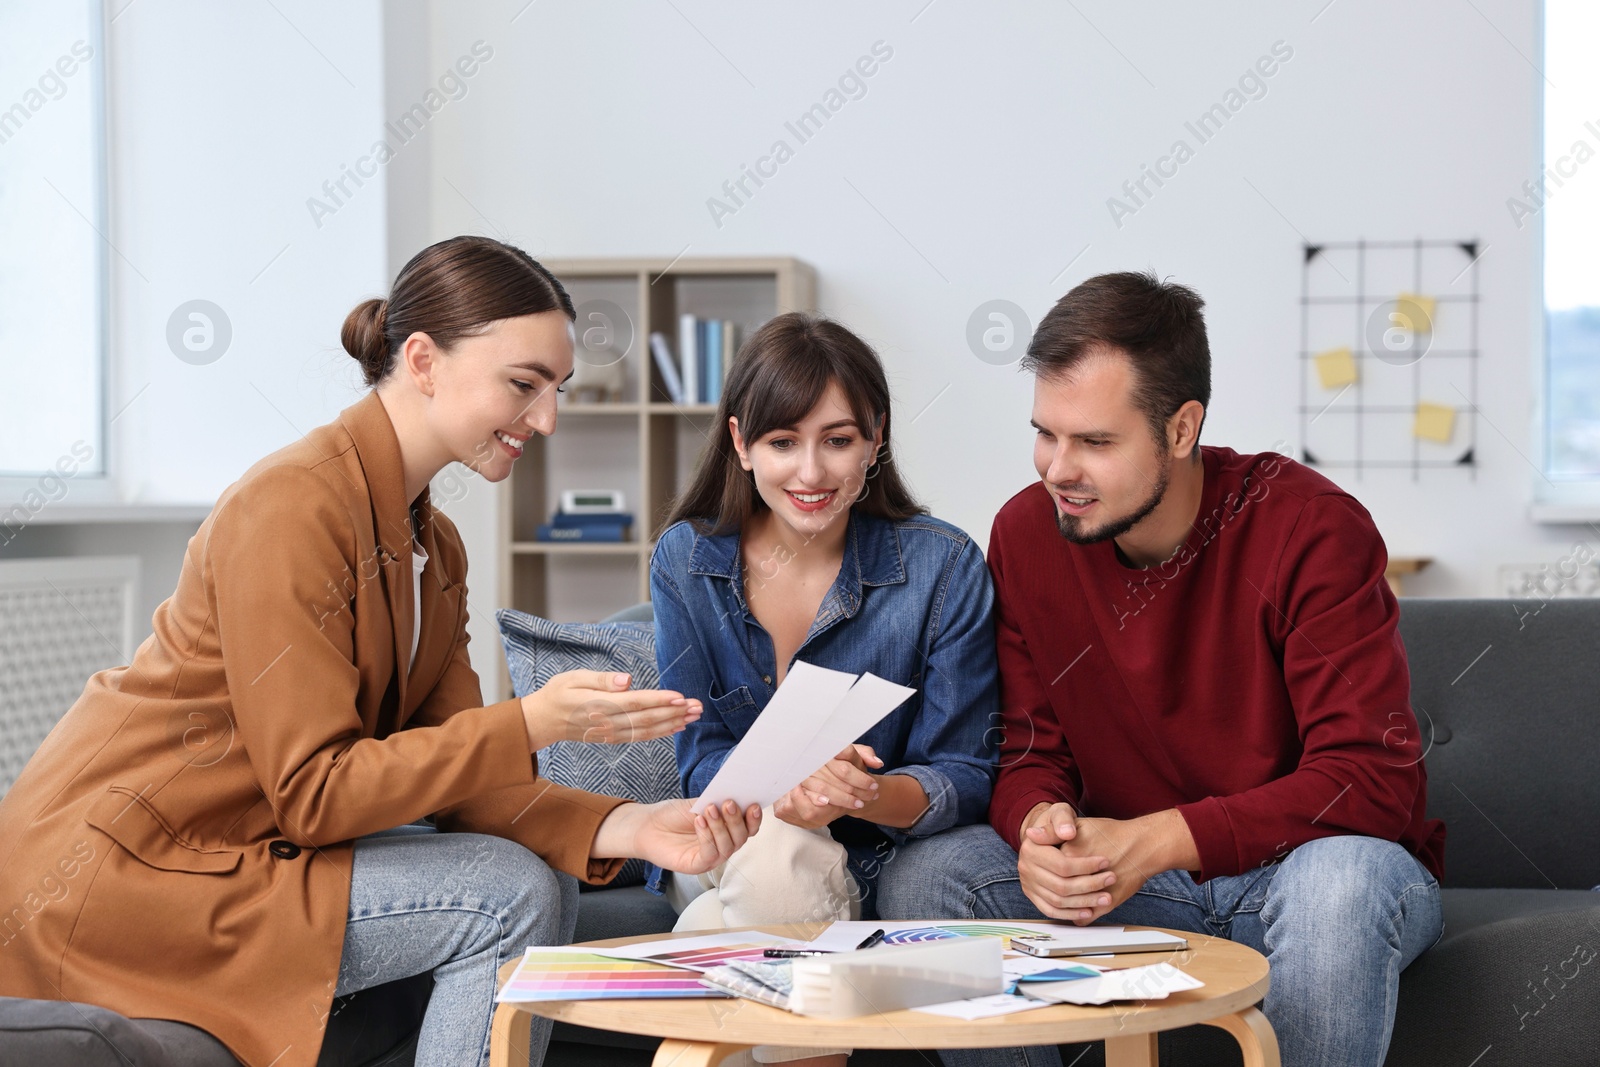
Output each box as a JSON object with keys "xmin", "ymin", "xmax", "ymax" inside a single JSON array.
[
  {"xmin": 536, "ymin": 522, "xmax": 629, "ymax": 543},
  {"xmin": 705, "ymin": 319, "xmax": 722, "ymax": 404},
  {"xmin": 550, "ymin": 511, "xmax": 634, "ymax": 528},
  {"xmin": 696, "ymin": 319, "xmax": 710, "ymax": 402}
]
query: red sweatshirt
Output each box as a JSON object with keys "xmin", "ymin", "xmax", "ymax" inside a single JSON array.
[{"xmin": 987, "ymin": 446, "xmax": 1445, "ymax": 882}]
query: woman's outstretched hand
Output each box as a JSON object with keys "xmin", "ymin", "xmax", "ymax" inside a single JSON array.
[
  {"xmin": 591, "ymin": 799, "xmax": 762, "ymax": 875},
  {"xmin": 519, "ymin": 670, "xmax": 702, "ymax": 752}
]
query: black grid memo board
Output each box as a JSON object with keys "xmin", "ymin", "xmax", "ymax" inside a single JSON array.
[{"xmin": 1299, "ymin": 239, "xmax": 1480, "ymax": 479}]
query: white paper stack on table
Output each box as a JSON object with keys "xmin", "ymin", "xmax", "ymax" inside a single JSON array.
[
  {"xmin": 789, "ymin": 921, "xmax": 1205, "ymax": 1018},
  {"xmin": 689, "ymin": 661, "xmax": 915, "ymax": 814},
  {"xmin": 701, "ymin": 938, "xmax": 1005, "ymax": 1018}
]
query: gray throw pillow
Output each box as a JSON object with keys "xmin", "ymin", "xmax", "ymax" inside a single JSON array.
[{"xmin": 495, "ymin": 609, "xmax": 680, "ymax": 887}]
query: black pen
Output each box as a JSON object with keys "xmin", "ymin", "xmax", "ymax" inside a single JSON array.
[{"xmin": 763, "ymin": 928, "xmax": 888, "ymax": 958}]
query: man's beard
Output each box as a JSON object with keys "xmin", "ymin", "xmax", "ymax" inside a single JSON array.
[{"xmin": 1055, "ymin": 462, "xmax": 1171, "ymax": 545}]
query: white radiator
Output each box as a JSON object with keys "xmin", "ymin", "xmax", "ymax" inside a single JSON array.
[{"xmin": 0, "ymin": 556, "xmax": 139, "ymax": 794}]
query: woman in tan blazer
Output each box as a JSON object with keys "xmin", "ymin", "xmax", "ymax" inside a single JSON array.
[{"xmin": 0, "ymin": 236, "xmax": 761, "ymax": 1067}]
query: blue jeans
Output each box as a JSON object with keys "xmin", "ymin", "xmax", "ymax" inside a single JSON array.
[
  {"xmin": 876, "ymin": 825, "xmax": 1442, "ymax": 1067},
  {"xmin": 333, "ymin": 824, "xmax": 578, "ymax": 1067}
]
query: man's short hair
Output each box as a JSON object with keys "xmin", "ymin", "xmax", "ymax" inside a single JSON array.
[{"xmin": 1022, "ymin": 271, "xmax": 1212, "ymax": 446}]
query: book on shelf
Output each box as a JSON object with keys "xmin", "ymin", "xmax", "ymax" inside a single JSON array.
[
  {"xmin": 535, "ymin": 523, "xmax": 628, "ymax": 543},
  {"xmin": 719, "ymin": 319, "xmax": 737, "ymax": 400},
  {"xmin": 671, "ymin": 314, "xmax": 740, "ymax": 405},
  {"xmin": 695, "ymin": 319, "xmax": 709, "ymax": 402},
  {"xmin": 705, "ymin": 319, "xmax": 718, "ymax": 404},
  {"xmin": 535, "ymin": 510, "xmax": 633, "ymax": 543},
  {"xmin": 678, "ymin": 313, "xmax": 698, "ymax": 407},
  {"xmin": 649, "ymin": 332, "xmax": 685, "ymax": 404}
]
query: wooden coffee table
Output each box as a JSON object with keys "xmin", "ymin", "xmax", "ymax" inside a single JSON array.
[{"xmin": 491, "ymin": 924, "xmax": 1278, "ymax": 1067}]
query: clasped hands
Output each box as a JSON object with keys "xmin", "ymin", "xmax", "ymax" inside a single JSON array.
[{"xmin": 1017, "ymin": 802, "xmax": 1198, "ymax": 925}]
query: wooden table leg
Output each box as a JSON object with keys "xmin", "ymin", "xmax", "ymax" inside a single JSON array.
[
  {"xmin": 489, "ymin": 1002, "xmax": 531, "ymax": 1067},
  {"xmin": 487, "ymin": 1007, "xmax": 750, "ymax": 1067},
  {"xmin": 651, "ymin": 1038, "xmax": 752, "ymax": 1067},
  {"xmin": 1104, "ymin": 1031, "xmax": 1157, "ymax": 1067},
  {"xmin": 1202, "ymin": 1006, "xmax": 1281, "ymax": 1067}
]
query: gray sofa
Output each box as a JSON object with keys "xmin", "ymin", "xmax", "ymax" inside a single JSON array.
[{"xmin": 5, "ymin": 598, "xmax": 1596, "ymax": 1066}]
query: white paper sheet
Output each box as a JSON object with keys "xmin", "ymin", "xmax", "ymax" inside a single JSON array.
[
  {"xmin": 913, "ymin": 993, "xmax": 1055, "ymax": 1020},
  {"xmin": 1004, "ymin": 956, "xmax": 1106, "ymax": 982},
  {"xmin": 690, "ymin": 662, "xmax": 914, "ymax": 813},
  {"xmin": 1025, "ymin": 962, "xmax": 1204, "ymax": 1005}
]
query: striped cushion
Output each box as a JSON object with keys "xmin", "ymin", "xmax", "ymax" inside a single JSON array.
[{"xmin": 495, "ymin": 610, "xmax": 679, "ymax": 887}]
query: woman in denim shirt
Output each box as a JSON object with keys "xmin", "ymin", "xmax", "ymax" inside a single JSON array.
[{"xmin": 650, "ymin": 313, "xmax": 998, "ymax": 948}]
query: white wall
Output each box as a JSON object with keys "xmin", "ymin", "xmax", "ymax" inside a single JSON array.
[{"xmin": 405, "ymin": 0, "xmax": 1588, "ymax": 692}]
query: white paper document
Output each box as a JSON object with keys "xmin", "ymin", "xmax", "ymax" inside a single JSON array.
[
  {"xmin": 913, "ymin": 993, "xmax": 1054, "ymax": 1020},
  {"xmin": 690, "ymin": 661, "xmax": 915, "ymax": 814},
  {"xmin": 1026, "ymin": 962, "xmax": 1204, "ymax": 1005}
]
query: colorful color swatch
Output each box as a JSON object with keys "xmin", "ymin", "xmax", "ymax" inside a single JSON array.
[
  {"xmin": 881, "ymin": 923, "xmax": 1056, "ymax": 947},
  {"xmin": 496, "ymin": 949, "xmax": 728, "ymax": 1002},
  {"xmin": 628, "ymin": 942, "xmax": 786, "ymax": 973}
]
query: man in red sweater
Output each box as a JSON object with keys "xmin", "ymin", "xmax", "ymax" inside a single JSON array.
[{"xmin": 877, "ymin": 272, "xmax": 1444, "ymax": 1067}]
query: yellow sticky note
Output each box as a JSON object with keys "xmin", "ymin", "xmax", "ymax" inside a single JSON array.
[
  {"xmin": 1313, "ymin": 346, "xmax": 1358, "ymax": 390},
  {"xmin": 1394, "ymin": 293, "xmax": 1436, "ymax": 333},
  {"xmin": 1414, "ymin": 402, "xmax": 1455, "ymax": 443}
]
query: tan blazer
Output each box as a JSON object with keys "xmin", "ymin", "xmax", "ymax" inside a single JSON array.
[{"xmin": 0, "ymin": 391, "xmax": 625, "ymax": 1067}]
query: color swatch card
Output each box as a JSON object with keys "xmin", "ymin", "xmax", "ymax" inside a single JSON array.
[
  {"xmin": 1026, "ymin": 962, "xmax": 1204, "ymax": 1006},
  {"xmin": 690, "ymin": 662, "xmax": 915, "ymax": 814},
  {"xmin": 587, "ymin": 931, "xmax": 790, "ymax": 972},
  {"xmin": 496, "ymin": 948, "xmax": 729, "ymax": 1002},
  {"xmin": 802, "ymin": 919, "xmax": 1079, "ymax": 953}
]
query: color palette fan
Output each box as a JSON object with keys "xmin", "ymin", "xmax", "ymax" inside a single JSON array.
[{"xmin": 495, "ymin": 949, "xmax": 729, "ymax": 1002}]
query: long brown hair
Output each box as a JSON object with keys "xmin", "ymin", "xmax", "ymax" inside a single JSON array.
[
  {"xmin": 341, "ymin": 235, "xmax": 576, "ymax": 386},
  {"xmin": 664, "ymin": 312, "xmax": 925, "ymax": 535}
]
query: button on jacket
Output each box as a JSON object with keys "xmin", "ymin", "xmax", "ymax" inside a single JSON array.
[
  {"xmin": 650, "ymin": 510, "xmax": 999, "ymax": 881},
  {"xmin": 0, "ymin": 392, "xmax": 626, "ymax": 1067}
]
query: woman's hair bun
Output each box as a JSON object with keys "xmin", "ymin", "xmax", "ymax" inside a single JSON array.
[
  {"xmin": 341, "ymin": 298, "xmax": 392, "ymax": 386},
  {"xmin": 340, "ymin": 236, "xmax": 577, "ymax": 390}
]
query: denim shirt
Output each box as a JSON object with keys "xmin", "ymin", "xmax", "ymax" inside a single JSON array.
[{"xmin": 646, "ymin": 509, "xmax": 999, "ymax": 897}]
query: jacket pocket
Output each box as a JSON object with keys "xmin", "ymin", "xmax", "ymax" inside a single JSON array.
[
  {"xmin": 84, "ymin": 786, "xmax": 242, "ymax": 875},
  {"xmin": 707, "ymin": 685, "xmax": 758, "ymax": 732}
]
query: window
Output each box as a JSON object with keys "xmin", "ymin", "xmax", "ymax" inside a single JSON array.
[
  {"xmin": 1542, "ymin": 0, "xmax": 1600, "ymax": 481},
  {"xmin": 0, "ymin": 1, "xmax": 106, "ymax": 480}
]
